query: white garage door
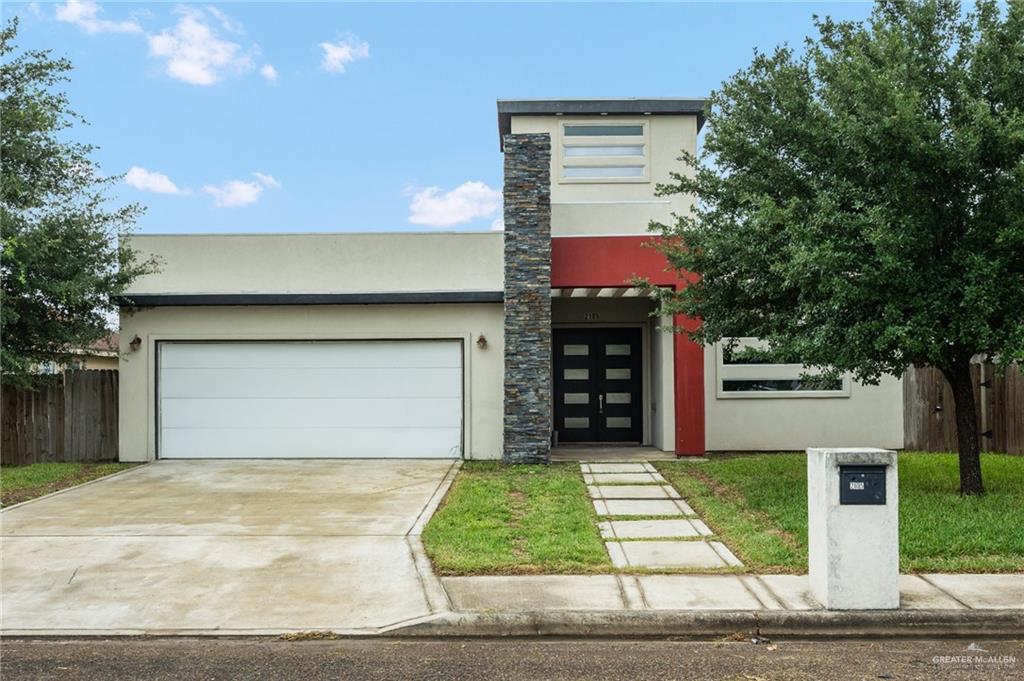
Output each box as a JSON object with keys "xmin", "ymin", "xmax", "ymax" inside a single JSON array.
[{"xmin": 158, "ymin": 341, "xmax": 462, "ymax": 459}]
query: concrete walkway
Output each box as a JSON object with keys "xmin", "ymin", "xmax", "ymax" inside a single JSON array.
[
  {"xmin": 582, "ymin": 461, "xmax": 742, "ymax": 569},
  {"xmin": 441, "ymin": 573, "xmax": 1024, "ymax": 612}
]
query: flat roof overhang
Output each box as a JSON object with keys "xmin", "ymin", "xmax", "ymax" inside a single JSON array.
[
  {"xmin": 497, "ymin": 98, "xmax": 707, "ymax": 150},
  {"xmin": 119, "ymin": 288, "xmax": 654, "ymax": 307},
  {"xmin": 117, "ymin": 291, "xmax": 504, "ymax": 307}
]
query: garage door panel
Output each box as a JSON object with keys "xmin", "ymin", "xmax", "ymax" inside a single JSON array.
[
  {"xmin": 161, "ymin": 397, "xmax": 462, "ymax": 429},
  {"xmin": 160, "ymin": 426, "xmax": 462, "ymax": 459},
  {"xmin": 160, "ymin": 367, "xmax": 462, "ymax": 399},
  {"xmin": 160, "ymin": 341, "xmax": 461, "ymax": 369},
  {"xmin": 158, "ymin": 341, "xmax": 462, "ymax": 459}
]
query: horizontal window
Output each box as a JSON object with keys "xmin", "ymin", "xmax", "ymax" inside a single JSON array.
[
  {"xmin": 564, "ymin": 145, "xmax": 644, "ymax": 157},
  {"xmin": 722, "ymin": 378, "xmax": 844, "ymax": 393},
  {"xmin": 722, "ymin": 346, "xmax": 799, "ymax": 365},
  {"xmin": 717, "ymin": 338, "xmax": 849, "ymax": 398},
  {"xmin": 563, "ymin": 165, "xmax": 645, "ymax": 179},
  {"xmin": 564, "ymin": 124, "xmax": 643, "ymax": 136},
  {"xmin": 560, "ymin": 121, "xmax": 648, "ymax": 183}
]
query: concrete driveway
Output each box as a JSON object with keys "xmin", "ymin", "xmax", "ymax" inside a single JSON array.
[{"xmin": 1, "ymin": 459, "xmax": 457, "ymax": 635}]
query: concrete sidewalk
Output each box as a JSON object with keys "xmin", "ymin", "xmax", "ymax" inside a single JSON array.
[
  {"xmin": 440, "ymin": 573, "xmax": 1023, "ymax": 613},
  {"xmin": 398, "ymin": 572, "xmax": 1024, "ymax": 638}
]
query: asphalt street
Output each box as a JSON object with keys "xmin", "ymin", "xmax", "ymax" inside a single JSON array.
[{"xmin": 1, "ymin": 636, "xmax": 1022, "ymax": 680}]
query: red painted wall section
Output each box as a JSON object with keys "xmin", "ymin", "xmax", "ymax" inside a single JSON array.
[
  {"xmin": 551, "ymin": 236, "xmax": 706, "ymax": 456},
  {"xmin": 672, "ymin": 313, "xmax": 705, "ymax": 456}
]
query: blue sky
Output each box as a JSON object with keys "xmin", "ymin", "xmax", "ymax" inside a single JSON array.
[{"xmin": 7, "ymin": 1, "xmax": 873, "ymax": 233}]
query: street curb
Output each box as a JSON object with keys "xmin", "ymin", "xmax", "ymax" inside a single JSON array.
[
  {"xmin": 383, "ymin": 609, "xmax": 1024, "ymax": 639},
  {"xmin": 2, "ymin": 610, "xmax": 1020, "ymax": 639}
]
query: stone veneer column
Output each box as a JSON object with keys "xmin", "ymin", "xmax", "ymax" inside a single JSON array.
[{"xmin": 502, "ymin": 133, "xmax": 552, "ymax": 464}]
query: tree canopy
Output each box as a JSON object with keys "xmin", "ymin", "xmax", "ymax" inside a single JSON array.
[
  {"xmin": 649, "ymin": 0, "xmax": 1023, "ymax": 494},
  {"xmin": 1, "ymin": 18, "xmax": 156, "ymax": 387}
]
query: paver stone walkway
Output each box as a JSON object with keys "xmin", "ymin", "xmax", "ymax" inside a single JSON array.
[{"xmin": 581, "ymin": 461, "xmax": 743, "ymax": 570}]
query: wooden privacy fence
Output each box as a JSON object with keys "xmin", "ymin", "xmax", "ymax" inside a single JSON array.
[
  {"xmin": 1, "ymin": 370, "xmax": 118, "ymax": 466},
  {"xmin": 904, "ymin": 363, "xmax": 1024, "ymax": 455}
]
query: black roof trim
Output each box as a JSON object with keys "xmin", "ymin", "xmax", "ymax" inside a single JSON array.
[
  {"xmin": 497, "ymin": 98, "xmax": 707, "ymax": 149},
  {"xmin": 118, "ymin": 291, "xmax": 504, "ymax": 307}
]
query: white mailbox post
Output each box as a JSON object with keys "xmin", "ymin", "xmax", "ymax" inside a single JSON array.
[{"xmin": 807, "ymin": 447, "xmax": 899, "ymax": 610}]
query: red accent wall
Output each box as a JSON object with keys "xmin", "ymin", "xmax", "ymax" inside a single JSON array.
[{"xmin": 551, "ymin": 236, "xmax": 705, "ymax": 456}]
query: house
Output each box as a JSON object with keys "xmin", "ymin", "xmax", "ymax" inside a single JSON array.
[
  {"xmin": 117, "ymin": 98, "xmax": 904, "ymax": 461},
  {"xmin": 36, "ymin": 333, "xmax": 120, "ymax": 374},
  {"xmin": 76, "ymin": 333, "xmax": 120, "ymax": 371}
]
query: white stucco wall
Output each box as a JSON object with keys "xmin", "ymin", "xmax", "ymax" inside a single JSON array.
[
  {"xmin": 125, "ymin": 232, "xmax": 504, "ymax": 295},
  {"xmin": 118, "ymin": 304, "xmax": 504, "ymax": 462},
  {"xmin": 703, "ymin": 347, "xmax": 905, "ymax": 451},
  {"xmin": 650, "ymin": 316, "xmax": 675, "ymax": 452},
  {"xmin": 509, "ymin": 114, "xmax": 698, "ymax": 237}
]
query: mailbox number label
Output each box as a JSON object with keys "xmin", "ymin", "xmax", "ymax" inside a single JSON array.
[{"xmin": 838, "ymin": 465, "xmax": 887, "ymax": 505}]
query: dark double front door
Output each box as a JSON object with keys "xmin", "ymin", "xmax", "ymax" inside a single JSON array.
[{"xmin": 553, "ymin": 328, "xmax": 643, "ymax": 443}]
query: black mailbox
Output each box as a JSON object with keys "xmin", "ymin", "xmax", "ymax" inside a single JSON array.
[{"xmin": 839, "ymin": 465, "xmax": 886, "ymax": 505}]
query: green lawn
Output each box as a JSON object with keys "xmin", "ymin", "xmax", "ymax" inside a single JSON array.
[
  {"xmin": 422, "ymin": 462, "xmax": 610, "ymax": 574},
  {"xmin": 0, "ymin": 461, "xmax": 138, "ymax": 507},
  {"xmin": 656, "ymin": 453, "xmax": 1024, "ymax": 573}
]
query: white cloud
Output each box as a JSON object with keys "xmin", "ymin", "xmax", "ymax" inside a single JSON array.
[
  {"xmin": 147, "ymin": 6, "xmax": 254, "ymax": 86},
  {"xmin": 259, "ymin": 64, "xmax": 278, "ymax": 83},
  {"xmin": 490, "ymin": 218, "xmax": 505, "ymax": 231},
  {"xmin": 203, "ymin": 180, "xmax": 261, "ymax": 207},
  {"xmin": 319, "ymin": 37, "xmax": 369, "ymax": 73},
  {"xmin": 408, "ymin": 181, "xmax": 502, "ymax": 228},
  {"xmin": 55, "ymin": 0, "xmax": 142, "ymax": 35},
  {"xmin": 252, "ymin": 172, "xmax": 281, "ymax": 189},
  {"xmin": 205, "ymin": 5, "xmax": 243, "ymax": 34},
  {"xmin": 124, "ymin": 166, "xmax": 186, "ymax": 195},
  {"xmin": 203, "ymin": 172, "xmax": 281, "ymax": 208}
]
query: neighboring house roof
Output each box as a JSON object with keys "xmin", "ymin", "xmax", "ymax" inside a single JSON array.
[
  {"xmin": 496, "ymin": 97, "xmax": 708, "ymax": 149},
  {"xmin": 32, "ymin": 333, "xmax": 119, "ymax": 374},
  {"xmin": 77, "ymin": 333, "xmax": 119, "ymax": 358}
]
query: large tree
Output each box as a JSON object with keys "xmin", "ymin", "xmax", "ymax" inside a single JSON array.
[
  {"xmin": 1, "ymin": 18, "xmax": 156, "ymax": 388},
  {"xmin": 649, "ymin": 0, "xmax": 1023, "ymax": 495}
]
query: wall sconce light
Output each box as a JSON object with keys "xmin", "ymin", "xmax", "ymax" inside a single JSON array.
[
  {"xmin": 129, "ymin": 335, "xmax": 142, "ymax": 352},
  {"xmin": 476, "ymin": 334, "xmax": 488, "ymax": 349}
]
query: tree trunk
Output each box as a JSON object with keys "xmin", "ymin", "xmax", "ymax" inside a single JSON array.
[{"xmin": 942, "ymin": 361, "xmax": 984, "ymax": 496}]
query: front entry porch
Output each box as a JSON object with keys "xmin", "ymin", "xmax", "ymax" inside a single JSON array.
[
  {"xmin": 550, "ymin": 445, "xmax": 678, "ymax": 462},
  {"xmin": 551, "ymin": 294, "xmax": 677, "ymax": 454},
  {"xmin": 550, "ymin": 236, "xmax": 708, "ymax": 456}
]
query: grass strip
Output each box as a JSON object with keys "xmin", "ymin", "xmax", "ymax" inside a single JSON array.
[
  {"xmin": 1, "ymin": 462, "xmax": 138, "ymax": 507},
  {"xmin": 658, "ymin": 452, "xmax": 1024, "ymax": 573},
  {"xmin": 423, "ymin": 462, "xmax": 610, "ymax": 574}
]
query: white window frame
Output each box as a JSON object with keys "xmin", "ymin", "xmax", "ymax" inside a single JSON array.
[
  {"xmin": 558, "ymin": 119, "xmax": 650, "ymax": 184},
  {"xmin": 715, "ymin": 338, "xmax": 851, "ymax": 399}
]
